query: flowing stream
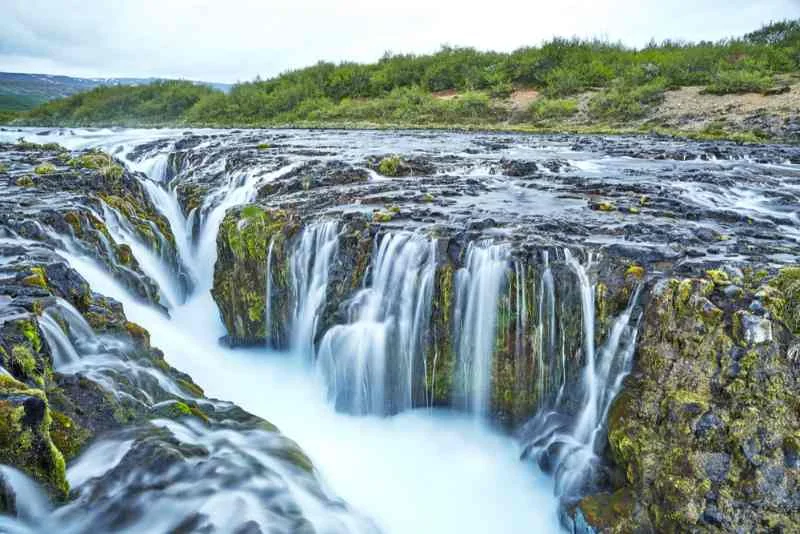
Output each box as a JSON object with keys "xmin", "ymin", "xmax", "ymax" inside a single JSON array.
[{"xmin": 0, "ymin": 129, "xmax": 568, "ymax": 533}]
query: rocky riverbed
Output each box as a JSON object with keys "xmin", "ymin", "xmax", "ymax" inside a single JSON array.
[{"xmin": 0, "ymin": 127, "xmax": 798, "ymax": 533}]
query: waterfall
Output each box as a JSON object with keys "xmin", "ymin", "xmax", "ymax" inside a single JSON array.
[
  {"xmin": 195, "ymin": 163, "xmax": 302, "ymax": 292},
  {"xmin": 315, "ymin": 232, "xmax": 436, "ymax": 415},
  {"xmin": 290, "ymin": 221, "xmax": 339, "ymax": 359},
  {"xmin": 454, "ymin": 242, "xmax": 511, "ymax": 418},
  {"xmin": 0, "ymin": 466, "xmax": 52, "ymax": 527},
  {"xmin": 265, "ymin": 236, "xmax": 276, "ymax": 348},
  {"xmin": 99, "ymin": 202, "xmax": 184, "ymax": 309},
  {"xmin": 38, "ymin": 313, "xmax": 81, "ymax": 368},
  {"xmin": 520, "ymin": 250, "xmax": 642, "ymax": 499}
]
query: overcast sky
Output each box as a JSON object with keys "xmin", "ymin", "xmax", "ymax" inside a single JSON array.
[{"xmin": 2, "ymin": 0, "xmax": 799, "ymax": 83}]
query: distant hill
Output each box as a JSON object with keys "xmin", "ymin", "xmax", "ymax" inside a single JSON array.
[{"xmin": 0, "ymin": 72, "xmax": 231, "ymax": 111}]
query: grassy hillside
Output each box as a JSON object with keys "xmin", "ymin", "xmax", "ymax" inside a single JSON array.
[{"xmin": 11, "ymin": 20, "xmax": 800, "ymax": 140}]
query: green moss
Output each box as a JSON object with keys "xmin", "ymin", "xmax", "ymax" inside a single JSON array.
[
  {"xmin": 49, "ymin": 411, "xmax": 90, "ymax": 461},
  {"xmin": 116, "ymin": 244, "xmax": 133, "ymax": 265},
  {"xmin": 372, "ymin": 211, "xmax": 394, "ymax": 222},
  {"xmin": 705, "ymin": 269, "xmax": 730, "ymax": 286},
  {"xmin": 764, "ymin": 266, "xmax": 800, "ymax": 334},
  {"xmin": 11, "ymin": 345, "xmax": 37, "ymax": 379},
  {"xmin": 426, "ymin": 263, "xmax": 455, "ymax": 405},
  {"xmin": 626, "ymin": 264, "xmax": 645, "ymax": 280},
  {"xmin": 577, "ymin": 489, "xmax": 637, "ymax": 531},
  {"xmin": 0, "ymin": 163, "xmax": 8, "ymax": 173},
  {"xmin": 71, "ymin": 151, "xmax": 124, "ymax": 180},
  {"xmin": 256, "ymin": 143, "xmax": 271, "ymax": 150},
  {"xmin": 19, "ymin": 318, "xmax": 42, "ymax": 352},
  {"xmin": 274, "ymin": 446, "xmax": 314, "ymax": 473},
  {"xmin": 377, "ymin": 155, "xmax": 401, "ymax": 176},
  {"xmin": 22, "ymin": 266, "xmax": 48, "ymax": 290},
  {"xmin": 176, "ymin": 378, "xmax": 204, "ymax": 398},
  {"xmin": 34, "ymin": 163, "xmax": 56, "ymax": 175},
  {"xmin": 0, "ymin": 387, "xmax": 69, "ymax": 499},
  {"xmin": 15, "ymin": 175, "xmax": 35, "ymax": 187},
  {"xmin": 124, "ymin": 321, "xmax": 150, "ymax": 347}
]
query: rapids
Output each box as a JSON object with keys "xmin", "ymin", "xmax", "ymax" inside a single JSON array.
[
  {"xmin": 0, "ymin": 128, "xmax": 564, "ymax": 533},
  {"xmin": 3, "ymin": 126, "xmax": 798, "ymax": 533}
]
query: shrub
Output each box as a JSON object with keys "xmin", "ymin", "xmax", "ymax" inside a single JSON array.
[
  {"xmin": 528, "ymin": 98, "xmax": 579, "ymax": 121},
  {"xmin": 589, "ymin": 78, "xmax": 667, "ymax": 120},
  {"xmin": 702, "ymin": 70, "xmax": 774, "ymax": 95}
]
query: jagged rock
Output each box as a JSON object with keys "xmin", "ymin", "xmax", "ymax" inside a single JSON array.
[{"xmin": 592, "ymin": 272, "xmax": 800, "ymax": 532}]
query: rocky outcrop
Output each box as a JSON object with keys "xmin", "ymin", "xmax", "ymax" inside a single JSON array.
[
  {"xmin": 0, "ymin": 141, "xmax": 180, "ymax": 307},
  {"xmin": 577, "ymin": 268, "xmax": 800, "ymax": 532},
  {"xmin": 212, "ymin": 205, "xmax": 300, "ymax": 346}
]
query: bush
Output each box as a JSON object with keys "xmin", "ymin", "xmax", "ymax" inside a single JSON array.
[
  {"xmin": 589, "ymin": 78, "xmax": 667, "ymax": 120},
  {"xmin": 703, "ymin": 70, "xmax": 774, "ymax": 95},
  {"xmin": 16, "ymin": 19, "xmax": 800, "ymax": 127},
  {"xmin": 528, "ymin": 98, "xmax": 579, "ymax": 121}
]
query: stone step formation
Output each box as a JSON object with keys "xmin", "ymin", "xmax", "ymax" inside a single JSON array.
[{"xmin": 0, "ymin": 127, "xmax": 798, "ymax": 533}]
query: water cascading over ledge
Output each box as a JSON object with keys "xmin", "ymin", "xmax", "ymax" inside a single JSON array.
[{"xmin": 212, "ymin": 205, "xmax": 641, "ymax": 428}]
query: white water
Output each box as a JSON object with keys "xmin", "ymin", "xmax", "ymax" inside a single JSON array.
[
  {"xmin": 315, "ymin": 232, "xmax": 436, "ymax": 415},
  {"xmin": 3, "ymin": 128, "xmax": 562, "ymax": 532},
  {"xmin": 53, "ymin": 240, "xmax": 561, "ymax": 533},
  {"xmin": 522, "ymin": 251, "xmax": 641, "ymax": 499},
  {"xmin": 291, "ymin": 221, "xmax": 340, "ymax": 359},
  {"xmin": 454, "ymin": 242, "xmax": 511, "ymax": 418}
]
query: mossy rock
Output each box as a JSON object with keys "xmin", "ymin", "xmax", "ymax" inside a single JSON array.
[
  {"xmin": 212, "ymin": 205, "xmax": 298, "ymax": 346},
  {"xmin": 0, "ymin": 376, "xmax": 68, "ymax": 499},
  {"xmin": 34, "ymin": 163, "xmax": 57, "ymax": 175},
  {"xmin": 15, "ymin": 175, "xmax": 35, "ymax": 187},
  {"xmin": 602, "ymin": 272, "xmax": 800, "ymax": 531},
  {"xmin": 377, "ymin": 155, "xmax": 401, "ymax": 176}
]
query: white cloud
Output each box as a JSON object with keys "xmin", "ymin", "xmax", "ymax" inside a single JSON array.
[{"xmin": 1, "ymin": 0, "xmax": 798, "ymax": 82}]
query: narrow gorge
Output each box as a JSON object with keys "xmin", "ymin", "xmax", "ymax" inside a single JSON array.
[{"xmin": 0, "ymin": 127, "xmax": 798, "ymax": 533}]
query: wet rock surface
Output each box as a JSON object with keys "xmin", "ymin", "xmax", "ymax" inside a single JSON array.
[
  {"xmin": 1, "ymin": 127, "xmax": 799, "ymax": 532},
  {"xmin": 0, "ymin": 138, "xmax": 374, "ymax": 532}
]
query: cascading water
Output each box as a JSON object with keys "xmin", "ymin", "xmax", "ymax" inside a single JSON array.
[
  {"xmin": 453, "ymin": 242, "xmax": 511, "ymax": 418},
  {"xmin": 99, "ymin": 202, "xmax": 184, "ymax": 309},
  {"xmin": 520, "ymin": 250, "xmax": 642, "ymax": 499},
  {"xmin": 289, "ymin": 221, "xmax": 339, "ymax": 358},
  {"xmin": 315, "ymin": 232, "xmax": 436, "ymax": 415}
]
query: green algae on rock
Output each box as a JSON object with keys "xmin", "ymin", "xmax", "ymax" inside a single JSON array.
[{"xmin": 212, "ymin": 205, "xmax": 299, "ymax": 346}]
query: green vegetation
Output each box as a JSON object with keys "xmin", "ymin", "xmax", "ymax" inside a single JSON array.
[
  {"xmin": 528, "ymin": 97, "xmax": 579, "ymax": 121},
  {"xmin": 378, "ymin": 155, "xmax": 401, "ymax": 176},
  {"xmin": 69, "ymin": 150, "xmax": 125, "ymax": 180},
  {"xmin": 23, "ymin": 81, "xmax": 217, "ymax": 127},
  {"xmin": 702, "ymin": 69, "xmax": 775, "ymax": 95},
  {"xmin": 588, "ymin": 78, "xmax": 667, "ymax": 120},
  {"xmin": 34, "ymin": 163, "xmax": 56, "ymax": 175},
  {"xmin": 14, "ymin": 20, "xmax": 800, "ymax": 135}
]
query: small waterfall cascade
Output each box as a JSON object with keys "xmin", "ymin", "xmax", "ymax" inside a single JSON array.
[
  {"xmin": 520, "ymin": 250, "xmax": 642, "ymax": 499},
  {"xmin": 265, "ymin": 236, "xmax": 277, "ymax": 348},
  {"xmin": 289, "ymin": 221, "xmax": 340, "ymax": 358},
  {"xmin": 538, "ymin": 251, "xmax": 560, "ymax": 401},
  {"xmin": 315, "ymin": 232, "xmax": 436, "ymax": 415},
  {"xmin": 195, "ymin": 163, "xmax": 302, "ymax": 292},
  {"xmin": 0, "ymin": 466, "xmax": 52, "ymax": 527},
  {"xmin": 99, "ymin": 202, "xmax": 184, "ymax": 309},
  {"xmin": 453, "ymin": 242, "xmax": 511, "ymax": 419}
]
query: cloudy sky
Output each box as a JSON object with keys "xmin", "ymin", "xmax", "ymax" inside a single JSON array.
[{"xmin": 2, "ymin": 0, "xmax": 799, "ymax": 83}]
